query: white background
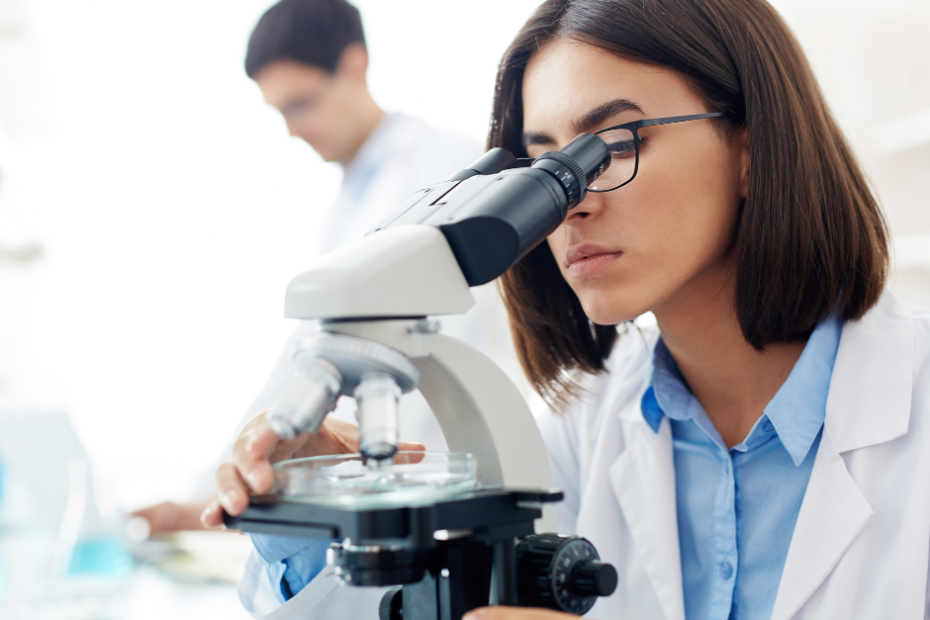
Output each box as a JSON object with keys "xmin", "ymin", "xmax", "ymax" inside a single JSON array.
[{"xmin": 0, "ymin": 0, "xmax": 928, "ymax": 512}]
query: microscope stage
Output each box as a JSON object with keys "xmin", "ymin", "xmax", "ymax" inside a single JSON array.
[{"xmin": 224, "ymin": 487, "xmax": 562, "ymax": 547}]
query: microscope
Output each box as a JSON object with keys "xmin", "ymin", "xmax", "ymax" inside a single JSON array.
[{"xmin": 226, "ymin": 133, "xmax": 618, "ymax": 619}]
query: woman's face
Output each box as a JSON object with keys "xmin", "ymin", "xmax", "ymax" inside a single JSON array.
[{"xmin": 522, "ymin": 39, "xmax": 747, "ymax": 325}]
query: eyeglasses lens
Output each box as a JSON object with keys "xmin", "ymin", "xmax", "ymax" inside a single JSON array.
[{"xmin": 589, "ymin": 127, "xmax": 637, "ymax": 192}]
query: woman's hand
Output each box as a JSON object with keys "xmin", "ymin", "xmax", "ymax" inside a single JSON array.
[
  {"xmin": 464, "ymin": 607, "xmax": 580, "ymax": 620},
  {"xmin": 200, "ymin": 411, "xmax": 426, "ymax": 528}
]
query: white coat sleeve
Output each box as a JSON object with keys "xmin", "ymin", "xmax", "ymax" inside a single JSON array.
[{"xmin": 239, "ymin": 549, "xmax": 389, "ymax": 620}]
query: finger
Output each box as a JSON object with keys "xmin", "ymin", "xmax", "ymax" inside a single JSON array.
[
  {"xmin": 394, "ymin": 443, "xmax": 429, "ymax": 465},
  {"xmin": 314, "ymin": 421, "xmax": 427, "ymax": 455},
  {"xmin": 131, "ymin": 502, "xmax": 177, "ymax": 534},
  {"xmin": 318, "ymin": 417, "xmax": 360, "ymax": 454},
  {"xmin": 291, "ymin": 417, "xmax": 360, "ymax": 459},
  {"xmin": 233, "ymin": 422, "xmax": 279, "ymax": 493},
  {"xmin": 399, "ymin": 441, "xmax": 428, "ymax": 452},
  {"xmin": 200, "ymin": 498, "xmax": 224, "ymax": 529},
  {"xmin": 215, "ymin": 462, "xmax": 252, "ymax": 515},
  {"xmin": 463, "ymin": 607, "xmax": 580, "ymax": 620}
]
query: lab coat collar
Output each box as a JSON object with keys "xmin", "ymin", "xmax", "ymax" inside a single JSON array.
[
  {"xmin": 609, "ymin": 414, "xmax": 685, "ymax": 620},
  {"xmin": 598, "ymin": 330, "xmax": 685, "ymax": 619},
  {"xmin": 770, "ymin": 426, "xmax": 874, "ymax": 620},
  {"xmin": 823, "ymin": 289, "xmax": 914, "ymax": 454},
  {"xmin": 342, "ymin": 112, "xmax": 418, "ymax": 183},
  {"xmin": 621, "ymin": 291, "xmax": 913, "ymax": 445}
]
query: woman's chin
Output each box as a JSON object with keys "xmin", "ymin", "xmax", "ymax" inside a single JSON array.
[{"xmin": 581, "ymin": 296, "xmax": 653, "ymax": 326}]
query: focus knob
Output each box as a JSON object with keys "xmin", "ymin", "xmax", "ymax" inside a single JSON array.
[
  {"xmin": 515, "ymin": 533, "xmax": 618, "ymax": 615},
  {"xmin": 571, "ymin": 560, "xmax": 618, "ymax": 597}
]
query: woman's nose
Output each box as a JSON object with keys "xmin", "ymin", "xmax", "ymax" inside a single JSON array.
[{"xmin": 566, "ymin": 189, "xmax": 609, "ymax": 222}]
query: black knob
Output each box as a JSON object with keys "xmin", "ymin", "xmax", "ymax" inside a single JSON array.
[
  {"xmin": 514, "ymin": 533, "xmax": 617, "ymax": 615},
  {"xmin": 571, "ymin": 560, "xmax": 618, "ymax": 597},
  {"xmin": 379, "ymin": 586, "xmax": 403, "ymax": 620}
]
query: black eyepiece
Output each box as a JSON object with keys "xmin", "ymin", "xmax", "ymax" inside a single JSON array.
[
  {"xmin": 532, "ymin": 134, "xmax": 610, "ymax": 210},
  {"xmin": 560, "ymin": 133, "xmax": 611, "ymax": 187}
]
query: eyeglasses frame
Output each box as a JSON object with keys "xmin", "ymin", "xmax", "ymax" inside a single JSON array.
[{"xmin": 588, "ymin": 112, "xmax": 725, "ymax": 193}]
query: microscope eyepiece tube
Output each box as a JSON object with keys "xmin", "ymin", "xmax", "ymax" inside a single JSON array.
[
  {"xmin": 354, "ymin": 373, "xmax": 402, "ymax": 462},
  {"xmin": 268, "ymin": 358, "xmax": 342, "ymax": 439},
  {"xmin": 373, "ymin": 131, "xmax": 611, "ymax": 286}
]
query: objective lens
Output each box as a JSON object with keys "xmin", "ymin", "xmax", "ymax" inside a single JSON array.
[
  {"xmin": 268, "ymin": 358, "xmax": 342, "ymax": 439},
  {"xmin": 354, "ymin": 374, "xmax": 402, "ymax": 462}
]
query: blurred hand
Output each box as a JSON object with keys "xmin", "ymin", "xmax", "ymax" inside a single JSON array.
[
  {"xmin": 131, "ymin": 500, "xmax": 210, "ymax": 536},
  {"xmin": 201, "ymin": 411, "xmax": 426, "ymax": 528},
  {"xmin": 463, "ymin": 608, "xmax": 581, "ymax": 620}
]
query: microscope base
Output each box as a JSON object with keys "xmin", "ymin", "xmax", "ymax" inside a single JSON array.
[{"xmin": 224, "ymin": 488, "xmax": 563, "ymax": 617}]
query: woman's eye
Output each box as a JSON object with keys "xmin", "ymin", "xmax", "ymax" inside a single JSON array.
[{"xmin": 606, "ymin": 140, "xmax": 636, "ymax": 158}]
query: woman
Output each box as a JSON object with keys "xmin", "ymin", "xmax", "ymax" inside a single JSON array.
[
  {"xmin": 465, "ymin": 0, "xmax": 930, "ymax": 618},
  {"xmin": 210, "ymin": 0, "xmax": 930, "ymax": 618}
]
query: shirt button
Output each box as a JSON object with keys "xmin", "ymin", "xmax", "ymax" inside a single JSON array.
[
  {"xmin": 719, "ymin": 562, "xmax": 734, "ymax": 580},
  {"xmin": 763, "ymin": 420, "xmax": 774, "ymax": 433}
]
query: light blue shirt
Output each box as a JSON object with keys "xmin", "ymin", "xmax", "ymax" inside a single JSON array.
[
  {"xmin": 641, "ymin": 318, "xmax": 842, "ymax": 620},
  {"xmin": 248, "ymin": 534, "xmax": 331, "ymax": 601}
]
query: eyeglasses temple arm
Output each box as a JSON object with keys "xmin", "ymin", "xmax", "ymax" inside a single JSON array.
[{"xmin": 639, "ymin": 112, "xmax": 724, "ymax": 128}]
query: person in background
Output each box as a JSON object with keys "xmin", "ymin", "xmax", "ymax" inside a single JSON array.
[{"xmin": 136, "ymin": 0, "xmax": 515, "ymax": 538}]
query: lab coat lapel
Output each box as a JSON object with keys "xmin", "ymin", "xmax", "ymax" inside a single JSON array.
[
  {"xmin": 769, "ymin": 427, "xmax": 873, "ymax": 620},
  {"xmin": 609, "ymin": 415, "xmax": 685, "ymax": 620},
  {"xmin": 771, "ymin": 290, "xmax": 914, "ymax": 620}
]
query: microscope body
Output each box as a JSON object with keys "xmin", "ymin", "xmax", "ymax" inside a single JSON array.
[
  {"xmin": 279, "ymin": 224, "xmax": 556, "ymax": 510},
  {"xmin": 227, "ymin": 135, "xmax": 618, "ymax": 617}
]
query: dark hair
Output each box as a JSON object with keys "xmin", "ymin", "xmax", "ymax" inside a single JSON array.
[
  {"xmin": 493, "ymin": 0, "xmax": 889, "ymax": 407},
  {"xmin": 245, "ymin": 0, "xmax": 365, "ymax": 78}
]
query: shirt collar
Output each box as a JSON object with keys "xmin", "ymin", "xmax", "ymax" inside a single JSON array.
[
  {"xmin": 764, "ymin": 317, "xmax": 842, "ymax": 465},
  {"xmin": 641, "ymin": 318, "xmax": 843, "ymax": 466}
]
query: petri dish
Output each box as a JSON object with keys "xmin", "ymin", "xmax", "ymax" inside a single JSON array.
[{"xmin": 273, "ymin": 451, "xmax": 478, "ymax": 509}]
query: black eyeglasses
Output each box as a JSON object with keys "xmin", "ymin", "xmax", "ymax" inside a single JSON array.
[{"xmin": 587, "ymin": 112, "xmax": 724, "ymax": 193}]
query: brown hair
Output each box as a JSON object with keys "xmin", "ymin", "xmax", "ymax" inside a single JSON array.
[{"xmin": 493, "ymin": 0, "xmax": 889, "ymax": 407}]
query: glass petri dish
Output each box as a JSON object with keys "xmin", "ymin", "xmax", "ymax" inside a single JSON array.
[{"xmin": 273, "ymin": 451, "xmax": 478, "ymax": 509}]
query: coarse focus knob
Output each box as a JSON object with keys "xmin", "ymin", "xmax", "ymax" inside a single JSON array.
[
  {"xmin": 515, "ymin": 533, "xmax": 618, "ymax": 615},
  {"xmin": 378, "ymin": 586, "xmax": 403, "ymax": 620},
  {"xmin": 571, "ymin": 560, "xmax": 618, "ymax": 597}
]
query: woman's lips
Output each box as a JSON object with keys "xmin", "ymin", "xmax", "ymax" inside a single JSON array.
[{"xmin": 565, "ymin": 244, "xmax": 623, "ymax": 277}]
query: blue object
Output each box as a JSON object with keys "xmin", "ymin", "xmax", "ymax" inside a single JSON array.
[
  {"xmin": 249, "ymin": 534, "xmax": 333, "ymax": 601},
  {"xmin": 68, "ymin": 536, "xmax": 134, "ymax": 577},
  {"xmin": 641, "ymin": 318, "xmax": 842, "ymax": 620}
]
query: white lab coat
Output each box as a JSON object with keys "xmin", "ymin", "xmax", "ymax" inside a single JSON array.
[{"xmin": 539, "ymin": 289, "xmax": 930, "ymax": 619}]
